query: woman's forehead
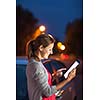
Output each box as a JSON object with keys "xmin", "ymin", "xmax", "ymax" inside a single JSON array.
[{"xmin": 45, "ymin": 43, "xmax": 54, "ymax": 49}]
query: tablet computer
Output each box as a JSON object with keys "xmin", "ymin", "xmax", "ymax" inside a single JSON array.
[{"xmin": 64, "ymin": 60, "xmax": 80, "ymax": 78}]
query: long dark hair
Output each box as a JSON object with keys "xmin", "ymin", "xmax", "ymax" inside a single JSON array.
[{"xmin": 26, "ymin": 34, "xmax": 55, "ymax": 59}]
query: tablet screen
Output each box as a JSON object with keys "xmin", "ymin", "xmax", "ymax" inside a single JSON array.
[{"xmin": 64, "ymin": 60, "xmax": 80, "ymax": 78}]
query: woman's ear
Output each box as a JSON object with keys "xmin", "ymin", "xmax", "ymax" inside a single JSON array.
[{"xmin": 39, "ymin": 45, "xmax": 44, "ymax": 51}]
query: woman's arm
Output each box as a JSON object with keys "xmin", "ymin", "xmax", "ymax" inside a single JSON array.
[
  {"xmin": 52, "ymin": 68, "xmax": 67, "ymax": 83},
  {"xmin": 56, "ymin": 68, "xmax": 76, "ymax": 90}
]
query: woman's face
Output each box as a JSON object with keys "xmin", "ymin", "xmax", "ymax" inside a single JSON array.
[{"xmin": 40, "ymin": 43, "xmax": 54, "ymax": 59}]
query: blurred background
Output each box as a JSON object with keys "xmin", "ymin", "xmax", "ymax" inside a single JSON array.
[
  {"xmin": 16, "ymin": 0, "xmax": 83, "ymax": 100},
  {"xmin": 16, "ymin": 0, "xmax": 83, "ymax": 58}
]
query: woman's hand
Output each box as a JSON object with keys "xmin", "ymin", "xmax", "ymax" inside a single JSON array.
[
  {"xmin": 56, "ymin": 68, "xmax": 66, "ymax": 77},
  {"xmin": 56, "ymin": 68, "xmax": 76, "ymax": 90},
  {"xmin": 52, "ymin": 68, "xmax": 66, "ymax": 83},
  {"xmin": 67, "ymin": 68, "xmax": 76, "ymax": 82}
]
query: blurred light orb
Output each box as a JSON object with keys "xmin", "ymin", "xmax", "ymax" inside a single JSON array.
[
  {"xmin": 57, "ymin": 42, "xmax": 62, "ymax": 48},
  {"xmin": 39, "ymin": 25, "xmax": 46, "ymax": 32},
  {"xmin": 60, "ymin": 45, "xmax": 65, "ymax": 50}
]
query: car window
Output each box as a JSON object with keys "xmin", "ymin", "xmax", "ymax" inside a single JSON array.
[{"xmin": 51, "ymin": 60, "xmax": 65, "ymax": 69}]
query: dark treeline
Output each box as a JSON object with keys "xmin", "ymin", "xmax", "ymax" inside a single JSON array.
[
  {"xmin": 16, "ymin": 5, "xmax": 38, "ymax": 56},
  {"xmin": 64, "ymin": 18, "xmax": 83, "ymax": 58}
]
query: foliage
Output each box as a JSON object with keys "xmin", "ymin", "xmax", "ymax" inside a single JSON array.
[
  {"xmin": 16, "ymin": 5, "xmax": 38, "ymax": 56},
  {"xmin": 64, "ymin": 18, "xmax": 83, "ymax": 58}
]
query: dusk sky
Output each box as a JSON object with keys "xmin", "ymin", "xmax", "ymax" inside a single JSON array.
[{"xmin": 16, "ymin": 0, "xmax": 83, "ymax": 42}]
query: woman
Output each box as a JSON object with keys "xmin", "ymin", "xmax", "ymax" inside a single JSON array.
[{"xmin": 26, "ymin": 33, "xmax": 76, "ymax": 100}]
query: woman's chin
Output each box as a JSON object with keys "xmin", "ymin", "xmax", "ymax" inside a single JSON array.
[{"xmin": 44, "ymin": 56, "xmax": 48, "ymax": 59}]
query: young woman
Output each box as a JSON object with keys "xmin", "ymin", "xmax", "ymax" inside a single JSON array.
[{"xmin": 26, "ymin": 33, "xmax": 76, "ymax": 100}]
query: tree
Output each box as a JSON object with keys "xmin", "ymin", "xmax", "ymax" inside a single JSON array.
[
  {"xmin": 16, "ymin": 5, "xmax": 38, "ymax": 56},
  {"xmin": 64, "ymin": 18, "xmax": 83, "ymax": 58}
]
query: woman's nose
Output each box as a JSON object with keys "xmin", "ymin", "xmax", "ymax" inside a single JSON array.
[{"xmin": 50, "ymin": 50, "xmax": 53, "ymax": 54}]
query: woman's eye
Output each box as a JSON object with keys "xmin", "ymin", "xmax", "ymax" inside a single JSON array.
[
  {"xmin": 48, "ymin": 49, "xmax": 51, "ymax": 51},
  {"xmin": 49, "ymin": 49, "xmax": 51, "ymax": 51}
]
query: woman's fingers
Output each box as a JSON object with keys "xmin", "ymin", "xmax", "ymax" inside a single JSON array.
[
  {"xmin": 68, "ymin": 68, "xmax": 76, "ymax": 81},
  {"xmin": 71, "ymin": 68, "xmax": 76, "ymax": 74},
  {"xmin": 57, "ymin": 68, "xmax": 66, "ymax": 72}
]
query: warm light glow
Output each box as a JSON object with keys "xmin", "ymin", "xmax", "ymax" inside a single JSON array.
[
  {"xmin": 60, "ymin": 45, "xmax": 65, "ymax": 50},
  {"xmin": 41, "ymin": 32, "xmax": 45, "ymax": 34},
  {"xmin": 32, "ymin": 25, "xmax": 46, "ymax": 39},
  {"xmin": 57, "ymin": 42, "xmax": 62, "ymax": 48},
  {"xmin": 32, "ymin": 29, "xmax": 41, "ymax": 39},
  {"xmin": 60, "ymin": 53, "xmax": 69, "ymax": 60},
  {"xmin": 39, "ymin": 25, "xmax": 46, "ymax": 32},
  {"xmin": 57, "ymin": 42, "xmax": 65, "ymax": 50}
]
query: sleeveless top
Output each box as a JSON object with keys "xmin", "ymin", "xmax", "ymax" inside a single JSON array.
[{"xmin": 42, "ymin": 69, "xmax": 56, "ymax": 100}]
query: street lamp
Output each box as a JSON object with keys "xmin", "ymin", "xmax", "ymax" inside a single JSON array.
[
  {"xmin": 57, "ymin": 42, "xmax": 66, "ymax": 51},
  {"xmin": 32, "ymin": 25, "xmax": 46, "ymax": 39},
  {"xmin": 60, "ymin": 45, "xmax": 65, "ymax": 50},
  {"xmin": 39, "ymin": 25, "xmax": 46, "ymax": 32}
]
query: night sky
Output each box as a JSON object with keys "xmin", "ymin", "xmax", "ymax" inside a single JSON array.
[{"xmin": 16, "ymin": 0, "xmax": 83, "ymax": 42}]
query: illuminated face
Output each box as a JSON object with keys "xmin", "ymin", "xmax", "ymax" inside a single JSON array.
[{"xmin": 40, "ymin": 43, "xmax": 54, "ymax": 59}]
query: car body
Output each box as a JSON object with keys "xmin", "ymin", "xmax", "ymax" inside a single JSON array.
[
  {"xmin": 16, "ymin": 56, "xmax": 83, "ymax": 100},
  {"xmin": 16, "ymin": 57, "xmax": 29, "ymax": 100}
]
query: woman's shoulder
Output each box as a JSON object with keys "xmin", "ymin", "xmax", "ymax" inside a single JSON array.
[{"xmin": 27, "ymin": 58, "xmax": 43, "ymax": 70}]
